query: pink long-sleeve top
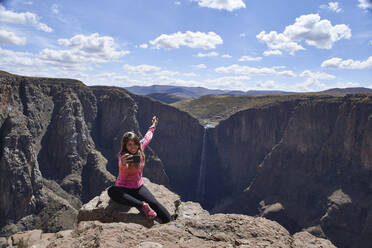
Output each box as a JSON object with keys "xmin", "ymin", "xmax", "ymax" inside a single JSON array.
[{"xmin": 115, "ymin": 125, "xmax": 155, "ymax": 189}]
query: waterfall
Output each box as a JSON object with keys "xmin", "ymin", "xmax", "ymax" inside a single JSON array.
[{"xmin": 196, "ymin": 126, "xmax": 208, "ymax": 202}]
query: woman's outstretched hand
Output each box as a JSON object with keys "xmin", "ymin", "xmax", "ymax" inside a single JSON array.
[{"xmin": 152, "ymin": 116, "xmax": 159, "ymax": 127}]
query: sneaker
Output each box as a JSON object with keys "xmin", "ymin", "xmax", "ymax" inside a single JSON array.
[{"xmin": 142, "ymin": 202, "xmax": 157, "ymax": 220}]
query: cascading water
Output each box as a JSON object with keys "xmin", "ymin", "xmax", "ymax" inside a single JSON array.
[{"xmin": 196, "ymin": 126, "xmax": 209, "ymax": 202}]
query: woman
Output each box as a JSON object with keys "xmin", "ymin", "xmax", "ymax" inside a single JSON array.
[{"xmin": 107, "ymin": 116, "xmax": 171, "ymax": 223}]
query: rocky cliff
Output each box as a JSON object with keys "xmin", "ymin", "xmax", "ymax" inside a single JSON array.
[
  {"xmin": 203, "ymin": 94, "xmax": 372, "ymax": 248},
  {"xmin": 0, "ymin": 71, "xmax": 203, "ymax": 237}
]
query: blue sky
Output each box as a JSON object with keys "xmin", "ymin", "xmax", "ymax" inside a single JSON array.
[{"xmin": 0, "ymin": 0, "xmax": 371, "ymax": 92}]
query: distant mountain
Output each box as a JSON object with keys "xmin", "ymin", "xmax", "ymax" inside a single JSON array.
[
  {"xmin": 124, "ymin": 85, "xmax": 228, "ymax": 98},
  {"xmin": 146, "ymin": 93, "xmax": 189, "ymax": 104},
  {"xmin": 125, "ymin": 85, "xmax": 372, "ymax": 98},
  {"xmin": 124, "ymin": 85, "xmax": 295, "ymax": 99},
  {"xmin": 229, "ymin": 90, "xmax": 296, "ymax": 95},
  {"xmin": 318, "ymin": 87, "xmax": 372, "ymax": 94}
]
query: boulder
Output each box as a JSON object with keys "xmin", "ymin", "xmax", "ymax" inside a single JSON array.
[
  {"xmin": 293, "ymin": 231, "xmax": 336, "ymax": 248},
  {"xmin": 77, "ymin": 178, "xmax": 209, "ymax": 226}
]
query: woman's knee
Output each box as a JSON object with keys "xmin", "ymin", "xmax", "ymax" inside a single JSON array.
[
  {"xmin": 162, "ymin": 214, "xmax": 172, "ymax": 223},
  {"xmin": 107, "ymin": 186, "xmax": 118, "ymax": 199}
]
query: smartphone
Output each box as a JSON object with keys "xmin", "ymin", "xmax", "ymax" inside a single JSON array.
[{"xmin": 129, "ymin": 154, "xmax": 141, "ymax": 163}]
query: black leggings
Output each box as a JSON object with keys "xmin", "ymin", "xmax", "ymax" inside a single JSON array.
[{"xmin": 107, "ymin": 185, "xmax": 171, "ymax": 223}]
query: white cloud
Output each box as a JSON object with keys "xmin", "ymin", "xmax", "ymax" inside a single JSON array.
[
  {"xmin": 122, "ymin": 64, "xmax": 179, "ymax": 77},
  {"xmin": 238, "ymin": 55, "xmax": 262, "ymax": 61},
  {"xmin": 263, "ymin": 50, "xmax": 282, "ymax": 56},
  {"xmin": 195, "ymin": 51, "xmax": 219, "ymax": 57},
  {"xmin": 175, "ymin": 1, "xmax": 181, "ymax": 5},
  {"xmin": 155, "ymin": 70, "xmax": 179, "ymax": 77},
  {"xmin": 277, "ymin": 70, "xmax": 296, "ymax": 77},
  {"xmin": 150, "ymin": 31, "xmax": 223, "ymax": 50},
  {"xmin": 240, "ymin": 33, "xmax": 246, "ymax": 37},
  {"xmin": 295, "ymin": 70, "xmax": 336, "ymax": 91},
  {"xmin": 0, "ymin": 47, "xmax": 37, "ymax": 67},
  {"xmin": 334, "ymin": 81, "xmax": 361, "ymax": 88},
  {"xmin": 192, "ymin": 63, "xmax": 207, "ymax": 69},
  {"xmin": 0, "ymin": 47, "xmax": 88, "ymax": 76},
  {"xmin": 196, "ymin": 0, "xmax": 246, "ymax": 11},
  {"xmin": 257, "ymin": 31, "xmax": 305, "ymax": 55},
  {"xmin": 369, "ymin": 40, "xmax": 372, "ymax": 46},
  {"xmin": 0, "ymin": 30, "xmax": 26, "ymax": 45},
  {"xmin": 272, "ymin": 65, "xmax": 286, "ymax": 70},
  {"xmin": 221, "ymin": 54, "xmax": 232, "ymax": 58},
  {"xmin": 123, "ymin": 64, "xmax": 161, "ymax": 75},
  {"xmin": 295, "ymin": 78, "xmax": 328, "ymax": 91},
  {"xmin": 52, "ymin": 4, "xmax": 59, "ymax": 14},
  {"xmin": 300, "ymin": 70, "xmax": 336, "ymax": 80},
  {"xmin": 204, "ymin": 76, "xmax": 251, "ymax": 90},
  {"xmin": 139, "ymin": 43, "xmax": 148, "ymax": 49},
  {"xmin": 256, "ymin": 80, "xmax": 278, "ymax": 89},
  {"xmin": 257, "ymin": 14, "xmax": 351, "ymax": 55},
  {"xmin": 215, "ymin": 64, "xmax": 296, "ymax": 77},
  {"xmin": 0, "ymin": 34, "xmax": 130, "ymax": 77},
  {"xmin": 329, "ymin": 2, "xmax": 342, "ymax": 12},
  {"xmin": 183, "ymin": 72, "xmax": 198, "ymax": 77},
  {"xmin": 358, "ymin": 0, "xmax": 372, "ymax": 9},
  {"xmin": 42, "ymin": 33, "xmax": 129, "ymax": 64},
  {"xmin": 320, "ymin": 2, "xmax": 342, "ymax": 12},
  {"xmin": 321, "ymin": 56, "xmax": 372, "ymax": 69},
  {"xmin": 85, "ymin": 73, "xmax": 142, "ymax": 87},
  {"xmin": 0, "ymin": 5, "xmax": 53, "ymax": 32}
]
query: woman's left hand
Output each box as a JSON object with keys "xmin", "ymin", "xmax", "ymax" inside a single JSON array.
[{"xmin": 152, "ymin": 116, "xmax": 159, "ymax": 127}]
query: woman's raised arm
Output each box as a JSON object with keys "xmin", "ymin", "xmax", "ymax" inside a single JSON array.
[{"xmin": 141, "ymin": 116, "xmax": 158, "ymax": 150}]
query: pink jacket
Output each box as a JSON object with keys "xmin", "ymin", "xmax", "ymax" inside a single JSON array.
[{"xmin": 115, "ymin": 125, "xmax": 155, "ymax": 189}]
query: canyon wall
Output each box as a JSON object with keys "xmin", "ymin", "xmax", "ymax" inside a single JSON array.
[
  {"xmin": 0, "ymin": 72, "xmax": 203, "ymax": 236},
  {"xmin": 207, "ymin": 94, "xmax": 372, "ymax": 248}
]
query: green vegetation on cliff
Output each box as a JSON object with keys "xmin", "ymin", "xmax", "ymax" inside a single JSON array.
[{"xmin": 171, "ymin": 94, "xmax": 339, "ymax": 126}]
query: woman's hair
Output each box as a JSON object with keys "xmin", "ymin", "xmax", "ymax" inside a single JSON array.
[{"xmin": 119, "ymin": 131, "xmax": 145, "ymax": 168}]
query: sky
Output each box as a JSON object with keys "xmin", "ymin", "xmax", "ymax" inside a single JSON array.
[{"xmin": 0, "ymin": 0, "xmax": 371, "ymax": 92}]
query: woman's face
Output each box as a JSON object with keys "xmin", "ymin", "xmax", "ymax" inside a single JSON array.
[{"xmin": 126, "ymin": 140, "xmax": 139, "ymax": 154}]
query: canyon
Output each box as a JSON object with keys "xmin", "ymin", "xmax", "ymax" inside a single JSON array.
[{"xmin": 0, "ymin": 70, "xmax": 371, "ymax": 247}]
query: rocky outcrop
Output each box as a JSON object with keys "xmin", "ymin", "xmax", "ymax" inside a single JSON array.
[
  {"xmin": 77, "ymin": 178, "xmax": 209, "ymax": 225},
  {"xmin": 4, "ymin": 217, "xmax": 337, "ymax": 248},
  {"xmin": 3, "ymin": 177, "xmax": 336, "ymax": 248}
]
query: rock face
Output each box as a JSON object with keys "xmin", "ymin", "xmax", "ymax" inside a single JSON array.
[
  {"xmin": 4, "ymin": 177, "xmax": 336, "ymax": 248},
  {"xmin": 0, "ymin": 72, "xmax": 204, "ymax": 236},
  {"xmin": 205, "ymin": 100, "xmax": 297, "ymax": 209},
  {"xmin": 209, "ymin": 94, "xmax": 372, "ymax": 248}
]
